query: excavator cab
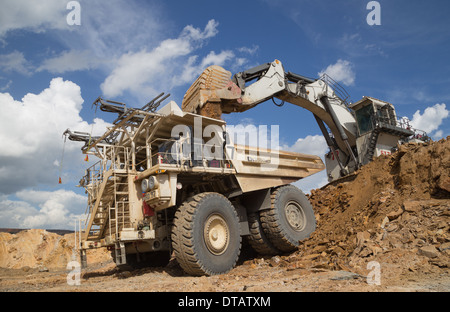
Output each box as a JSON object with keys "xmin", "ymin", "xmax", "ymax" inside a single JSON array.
[
  {"xmin": 350, "ymin": 97, "xmax": 414, "ymax": 165},
  {"xmin": 353, "ymin": 98, "xmax": 398, "ymax": 136}
]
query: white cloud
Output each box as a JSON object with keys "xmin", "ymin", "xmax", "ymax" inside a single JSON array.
[
  {"xmin": 283, "ymin": 135, "xmax": 328, "ymax": 156},
  {"xmin": 0, "ymin": 197, "xmax": 37, "ymax": 228},
  {"xmin": 0, "ymin": 189, "xmax": 86, "ymax": 229},
  {"xmin": 234, "ymin": 57, "xmax": 248, "ymax": 67},
  {"xmin": 293, "ymin": 170, "xmax": 328, "ymax": 194},
  {"xmin": 61, "ymin": 0, "xmax": 166, "ymax": 60},
  {"xmin": 1, "ymin": 2, "xmax": 257, "ymax": 102},
  {"xmin": 98, "ymin": 20, "xmax": 258, "ymax": 102},
  {"xmin": 18, "ymin": 189, "xmax": 86, "ymax": 229},
  {"xmin": 1, "ymin": 0, "xmax": 167, "ymax": 76},
  {"xmin": 319, "ymin": 59, "xmax": 355, "ymax": 86},
  {"xmin": 100, "ymin": 19, "xmax": 222, "ymax": 100},
  {"xmin": 409, "ymin": 103, "xmax": 449, "ymax": 135},
  {"xmin": 0, "ymin": 77, "xmax": 111, "ymax": 229},
  {"xmin": 284, "ymin": 135, "xmax": 329, "ymax": 193},
  {"xmin": 182, "ymin": 19, "xmax": 219, "ymax": 41},
  {"xmin": 37, "ymin": 50, "xmax": 104, "ymax": 74},
  {"xmin": 237, "ymin": 45, "xmax": 259, "ymax": 55},
  {"xmin": 176, "ymin": 50, "xmax": 235, "ymax": 88},
  {"xmin": 0, "ymin": 51, "xmax": 32, "ymax": 75},
  {"xmin": 0, "ymin": 0, "xmax": 68, "ymax": 37},
  {"xmin": 0, "ymin": 77, "xmax": 110, "ymax": 194},
  {"xmin": 200, "ymin": 50, "xmax": 235, "ymax": 68},
  {"xmin": 432, "ymin": 130, "xmax": 444, "ymax": 140},
  {"xmin": 0, "ymin": 78, "xmax": 13, "ymax": 91},
  {"xmin": 178, "ymin": 45, "xmax": 259, "ymax": 88}
]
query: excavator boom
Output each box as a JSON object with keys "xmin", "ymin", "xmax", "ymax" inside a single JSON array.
[{"xmin": 182, "ymin": 59, "xmax": 416, "ymax": 182}]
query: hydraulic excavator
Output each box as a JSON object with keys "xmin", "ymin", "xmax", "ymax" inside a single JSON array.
[{"xmin": 182, "ymin": 59, "xmax": 420, "ymax": 182}]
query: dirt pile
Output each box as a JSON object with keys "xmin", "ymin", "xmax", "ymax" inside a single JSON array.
[
  {"xmin": 0, "ymin": 229, "xmax": 111, "ymax": 270},
  {"xmin": 270, "ymin": 137, "xmax": 450, "ymax": 276}
]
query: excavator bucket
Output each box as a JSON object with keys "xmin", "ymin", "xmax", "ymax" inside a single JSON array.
[{"xmin": 182, "ymin": 65, "xmax": 241, "ymax": 119}]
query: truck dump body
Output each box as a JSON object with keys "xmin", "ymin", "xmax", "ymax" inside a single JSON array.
[{"xmin": 230, "ymin": 145, "xmax": 324, "ymax": 193}]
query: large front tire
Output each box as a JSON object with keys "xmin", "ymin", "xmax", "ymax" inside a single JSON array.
[
  {"xmin": 171, "ymin": 192, "xmax": 241, "ymax": 276},
  {"xmin": 260, "ymin": 185, "xmax": 316, "ymax": 252}
]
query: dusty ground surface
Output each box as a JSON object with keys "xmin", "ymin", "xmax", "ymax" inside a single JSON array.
[
  {"xmin": 1, "ymin": 138, "xmax": 449, "ymax": 292},
  {"xmin": 0, "ymin": 256, "xmax": 449, "ymax": 292}
]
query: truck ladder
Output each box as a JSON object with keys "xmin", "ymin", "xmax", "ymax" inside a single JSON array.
[
  {"xmin": 114, "ymin": 242, "xmax": 126, "ymax": 265},
  {"xmin": 83, "ymin": 169, "xmax": 113, "ymax": 241},
  {"xmin": 107, "ymin": 172, "xmax": 131, "ymax": 240}
]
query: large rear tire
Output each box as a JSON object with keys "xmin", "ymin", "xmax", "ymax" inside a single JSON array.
[
  {"xmin": 246, "ymin": 212, "xmax": 281, "ymax": 256},
  {"xmin": 260, "ymin": 185, "xmax": 316, "ymax": 252},
  {"xmin": 171, "ymin": 192, "xmax": 242, "ymax": 276}
]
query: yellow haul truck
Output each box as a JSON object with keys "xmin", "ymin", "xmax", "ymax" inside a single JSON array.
[{"xmin": 66, "ymin": 96, "xmax": 324, "ymax": 276}]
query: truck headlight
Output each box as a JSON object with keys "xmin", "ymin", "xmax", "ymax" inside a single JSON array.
[
  {"xmin": 141, "ymin": 178, "xmax": 150, "ymax": 192},
  {"xmin": 148, "ymin": 176, "xmax": 156, "ymax": 190},
  {"xmin": 141, "ymin": 176, "xmax": 158, "ymax": 192}
]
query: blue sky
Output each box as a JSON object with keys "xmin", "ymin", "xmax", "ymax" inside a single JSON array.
[{"xmin": 0, "ymin": 0, "xmax": 449, "ymax": 229}]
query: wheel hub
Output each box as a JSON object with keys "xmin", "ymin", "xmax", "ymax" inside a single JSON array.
[
  {"xmin": 204, "ymin": 214, "xmax": 229, "ymax": 255},
  {"xmin": 285, "ymin": 201, "xmax": 306, "ymax": 231}
]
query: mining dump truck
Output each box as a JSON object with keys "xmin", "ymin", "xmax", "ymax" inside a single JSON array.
[
  {"xmin": 66, "ymin": 94, "xmax": 324, "ymax": 275},
  {"xmin": 67, "ymin": 59, "xmax": 422, "ymax": 275}
]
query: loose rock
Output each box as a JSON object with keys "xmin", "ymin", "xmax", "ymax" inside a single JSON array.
[{"xmin": 419, "ymin": 246, "xmax": 440, "ymax": 258}]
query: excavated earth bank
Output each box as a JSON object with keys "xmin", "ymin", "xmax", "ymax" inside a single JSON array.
[{"xmin": 283, "ymin": 137, "xmax": 450, "ymax": 276}]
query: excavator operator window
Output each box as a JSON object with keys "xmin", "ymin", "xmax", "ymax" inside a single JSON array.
[{"xmin": 355, "ymin": 104, "xmax": 374, "ymax": 135}]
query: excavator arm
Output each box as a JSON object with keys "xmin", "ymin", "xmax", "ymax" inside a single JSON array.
[{"xmin": 182, "ymin": 59, "xmax": 361, "ymax": 178}]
